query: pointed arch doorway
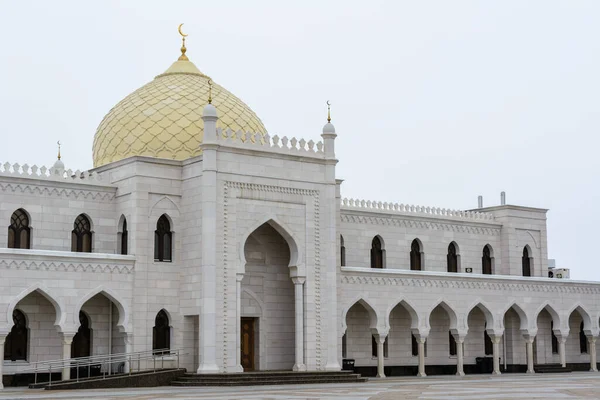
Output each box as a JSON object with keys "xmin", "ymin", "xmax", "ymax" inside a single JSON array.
[{"xmin": 239, "ymin": 221, "xmax": 303, "ymax": 371}]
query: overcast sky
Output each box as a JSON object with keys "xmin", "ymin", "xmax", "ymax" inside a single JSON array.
[{"xmin": 1, "ymin": 1, "xmax": 598, "ymax": 280}]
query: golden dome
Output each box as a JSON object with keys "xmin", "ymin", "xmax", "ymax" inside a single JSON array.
[{"xmin": 92, "ymin": 57, "xmax": 267, "ymax": 167}]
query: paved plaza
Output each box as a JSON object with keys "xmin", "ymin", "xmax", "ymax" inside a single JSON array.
[{"xmin": 1, "ymin": 373, "xmax": 599, "ymax": 400}]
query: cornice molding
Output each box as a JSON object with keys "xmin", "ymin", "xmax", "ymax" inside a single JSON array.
[{"xmin": 340, "ymin": 212, "xmax": 501, "ymax": 236}]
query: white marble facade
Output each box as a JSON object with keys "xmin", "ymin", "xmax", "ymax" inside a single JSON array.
[{"xmin": 1, "ymin": 60, "xmax": 600, "ymax": 389}]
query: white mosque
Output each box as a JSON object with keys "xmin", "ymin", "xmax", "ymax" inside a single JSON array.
[{"xmin": 1, "ymin": 28, "xmax": 599, "ymax": 388}]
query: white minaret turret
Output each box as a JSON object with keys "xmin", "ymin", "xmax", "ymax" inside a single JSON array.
[
  {"xmin": 321, "ymin": 100, "xmax": 337, "ymax": 160},
  {"xmin": 51, "ymin": 140, "xmax": 65, "ymax": 178},
  {"xmin": 202, "ymin": 80, "xmax": 218, "ymax": 143},
  {"xmin": 197, "ymin": 79, "xmax": 220, "ymax": 373}
]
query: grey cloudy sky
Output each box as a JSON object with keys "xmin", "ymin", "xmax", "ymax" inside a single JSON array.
[{"xmin": 1, "ymin": 1, "xmax": 598, "ymax": 280}]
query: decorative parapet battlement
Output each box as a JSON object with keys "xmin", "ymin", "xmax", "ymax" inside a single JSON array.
[
  {"xmin": 341, "ymin": 197, "xmax": 495, "ymax": 221},
  {"xmin": 0, "ymin": 162, "xmax": 109, "ymax": 186},
  {"xmin": 216, "ymin": 128, "xmax": 325, "ymax": 159}
]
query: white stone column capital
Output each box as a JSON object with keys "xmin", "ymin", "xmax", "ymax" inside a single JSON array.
[
  {"xmin": 291, "ymin": 276, "xmax": 306, "ymax": 285},
  {"xmin": 236, "ymin": 273, "xmax": 244, "ymax": 283},
  {"xmin": 62, "ymin": 332, "xmax": 76, "ymax": 345}
]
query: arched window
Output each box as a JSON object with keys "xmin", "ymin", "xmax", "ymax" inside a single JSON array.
[
  {"xmin": 370, "ymin": 236, "xmax": 384, "ymax": 268},
  {"xmin": 72, "ymin": 214, "xmax": 92, "ymax": 252},
  {"xmin": 340, "ymin": 235, "xmax": 346, "ymax": 267},
  {"xmin": 8, "ymin": 209, "xmax": 31, "ymax": 249},
  {"xmin": 410, "ymin": 239, "xmax": 422, "ymax": 271},
  {"xmin": 522, "ymin": 246, "xmax": 531, "ymax": 277},
  {"xmin": 120, "ymin": 218, "xmax": 128, "ymax": 255},
  {"xmin": 551, "ymin": 321, "xmax": 558, "ymax": 355},
  {"xmin": 411, "ymin": 333, "xmax": 427, "ymax": 357},
  {"xmin": 482, "ymin": 245, "xmax": 493, "ymax": 275},
  {"xmin": 449, "ymin": 331, "xmax": 457, "ymax": 356},
  {"xmin": 154, "ymin": 215, "xmax": 172, "ymax": 262},
  {"xmin": 484, "ymin": 323, "xmax": 493, "ymax": 355},
  {"xmin": 447, "ymin": 243, "xmax": 458, "ymax": 273},
  {"xmin": 580, "ymin": 321, "xmax": 588, "ymax": 354},
  {"xmin": 4, "ymin": 309, "xmax": 28, "ymax": 361},
  {"xmin": 71, "ymin": 311, "xmax": 91, "ymax": 358},
  {"xmin": 153, "ymin": 310, "xmax": 170, "ymax": 355}
]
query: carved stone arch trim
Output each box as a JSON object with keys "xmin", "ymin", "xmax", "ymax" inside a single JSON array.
[
  {"xmin": 427, "ymin": 299, "xmax": 460, "ymax": 332},
  {"xmin": 239, "ymin": 214, "xmax": 303, "ymax": 276},
  {"xmin": 341, "ymin": 295, "xmax": 380, "ymax": 333},
  {"xmin": 6, "ymin": 283, "xmax": 66, "ymax": 332},
  {"xmin": 501, "ymin": 301, "xmax": 530, "ymax": 332},
  {"xmin": 149, "ymin": 195, "xmax": 181, "ymax": 217},
  {"xmin": 385, "ymin": 298, "xmax": 419, "ymax": 330},
  {"xmin": 526, "ymin": 231, "xmax": 540, "ymax": 249},
  {"xmin": 75, "ymin": 286, "xmax": 130, "ymax": 334},
  {"xmin": 534, "ymin": 301, "xmax": 563, "ymax": 331},
  {"xmin": 465, "ymin": 299, "xmax": 496, "ymax": 331},
  {"xmin": 566, "ymin": 303, "xmax": 595, "ymax": 334},
  {"xmin": 241, "ymin": 288, "xmax": 265, "ymax": 316}
]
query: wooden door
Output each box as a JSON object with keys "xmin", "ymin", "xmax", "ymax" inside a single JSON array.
[{"xmin": 241, "ymin": 317, "xmax": 255, "ymax": 371}]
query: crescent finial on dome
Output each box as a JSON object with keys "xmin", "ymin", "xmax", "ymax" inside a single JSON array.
[{"xmin": 178, "ymin": 23, "xmax": 189, "ymax": 61}]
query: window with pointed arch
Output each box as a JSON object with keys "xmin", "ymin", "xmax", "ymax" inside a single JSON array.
[
  {"xmin": 153, "ymin": 310, "xmax": 170, "ymax": 355},
  {"xmin": 72, "ymin": 214, "xmax": 92, "ymax": 252},
  {"xmin": 4, "ymin": 309, "xmax": 28, "ymax": 361},
  {"xmin": 449, "ymin": 331, "xmax": 457, "ymax": 356},
  {"xmin": 410, "ymin": 239, "xmax": 422, "ymax": 271},
  {"xmin": 482, "ymin": 245, "xmax": 493, "ymax": 275},
  {"xmin": 370, "ymin": 236, "xmax": 384, "ymax": 268},
  {"xmin": 447, "ymin": 243, "xmax": 458, "ymax": 273},
  {"xmin": 8, "ymin": 209, "xmax": 31, "ymax": 249},
  {"xmin": 72, "ymin": 311, "xmax": 92, "ymax": 358},
  {"xmin": 551, "ymin": 321, "xmax": 558, "ymax": 355},
  {"xmin": 484, "ymin": 323, "xmax": 493, "ymax": 355},
  {"xmin": 154, "ymin": 215, "xmax": 172, "ymax": 262},
  {"xmin": 580, "ymin": 321, "xmax": 588, "ymax": 354},
  {"xmin": 120, "ymin": 218, "xmax": 128, "ymax": 255},
  {"xmin": 371, "ymin": 335, "xmax": 388, "ymax": 358},
  {"xmin": 522, "ymin": 247, "xmax": 531, "ymax": 277},
  {"xmin": 340, "ymin": 235, "xmax": 346, "ymax": 267},
  {"xmin": 411, "ymin": 333, "xmax": 427, "ymax": 357}
]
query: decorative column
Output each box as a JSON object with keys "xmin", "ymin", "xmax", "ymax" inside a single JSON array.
[
  {"xmin": 372, "ymin": 332, "xmax": 387, "ymax": 378},
  {"xmin": 414, "ymin": 333, "xmax": 428, "ymax": 377},
  {"xmin": 453, "ymin": 333, "xmax": 466, "ymax": 376},
  {"xmin": 235, "ymin": 274, "xmax": 244, "ymax": 372},
  {"xmin": 124, "ymin": 333, "xmax": 133, "ymax": 373},
  {"xmin": 292, "ymin": 277, "xmax": 306, "ymax": 371},
  {"xmin": 0, "ymin": 335, "xmax": 5, "ymax": 389},
  {"xmin": 197, "ymin": 101, "xmax": 220, "ymax": 373},
  {"xmin": 61, "ymin": 333, "xmax": 75, "ymax": 381},
  {"xmin": 490, "ymin": 334, "xmax": 502, "ymax": 375},
  {"xmin": 524, "ymin": 335, "xmax": 535, "ymax": 374},
  {"xmin": 588, "ymin": 336, "xmax": 598, "ymax": 372},
  {"xmin": 557, "ymin": 335, "xmax": 567, "ymax": 368}
]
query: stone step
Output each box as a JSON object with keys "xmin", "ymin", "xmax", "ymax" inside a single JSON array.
[
  {"xmin": 171, "ymin": 377, "xmax": 368, "ymax": 386},
  {"xmin": 172, "ymin": 371, "xmax": 367, "ymax": 386},
  {"xmin": 178, "ymin": 373, "xmax": 358, "ymax": 381},
  {"xmin": 534, "ymin": 364, "xmax": 572, "ymax": 373}
]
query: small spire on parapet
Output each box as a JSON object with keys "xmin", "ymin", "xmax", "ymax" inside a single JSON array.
[
  {"xmin": 178, "ymin": 23, "xmax": 189, "ymax": 61},
  {"xmin": 327, "ymin": 100, "xmax": 331, "ymax": 123},
  {"xmin": 53, "ymin": 140, "xmax": 65, "ymax": 172},
  {"xmin": 208, "ymin": 79, "xmax": 213, "ymax": 104}
]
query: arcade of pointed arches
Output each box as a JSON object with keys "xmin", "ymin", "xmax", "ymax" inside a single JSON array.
[{"xmin": 341, "ymin": 296, "xmax": 600, "ymax": 376}]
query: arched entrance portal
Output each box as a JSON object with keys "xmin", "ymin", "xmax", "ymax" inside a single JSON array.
[{"xmin": 241, "ymin": 222, "xmax": 296, "ymax": 371}]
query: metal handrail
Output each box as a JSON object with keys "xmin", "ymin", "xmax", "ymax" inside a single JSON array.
[{"xmin": 21, "ymin": 348, "xmax": 184, "ymax": 387}]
